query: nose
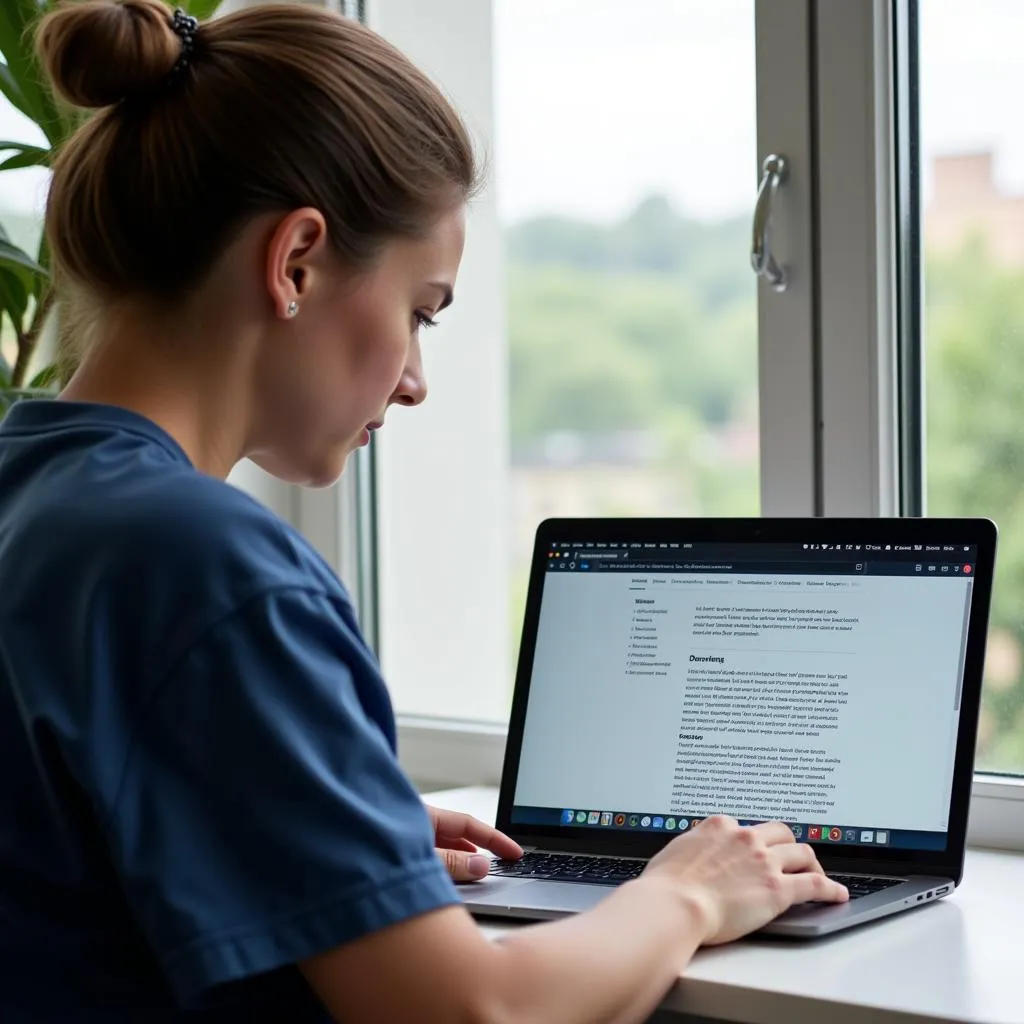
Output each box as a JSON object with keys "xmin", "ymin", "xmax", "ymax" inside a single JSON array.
[{"xmin": 391, "ymin": 336, "xmax": 428, "ymax": 408}]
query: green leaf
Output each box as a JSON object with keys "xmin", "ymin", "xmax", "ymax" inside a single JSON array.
[
  {"xmin": 0, "ymin": 139, "xmax": 48, "ymax": 168},
  {"xmin": 0, "ymin": 2, "xmax": 68, "ymax": 147},
  {"xmin": 0, "ymin": 348, "xmax": 10, "ymax": 387},
  {"xmin": 1, "ymin": 386, "xmax": 54, "ymax": 402},
  {"xmin": 33, "ymin": 233, "xmax": 49, "ymax": 299},
  {"xmin": 183, "ymin": 0, "xmax": 225, "ymax": 22},
  {"xmin": 0, "ymin": 238, "xmax": 47, "ymax": 280},
  {"xmin": 0, "ymin": 265, "xmax": 28, "ymax": 326},
  {"xmin": 0, "ymin": 62, "xmax": 32, "ymax": 121},
  {"xmin": 0, "ymin": 138, "xmax": 39, "ymax": 153},
  {"xmin": 0, "ymin": 144, "xmax": 48, "ymax": 171},
  {"xmin": 28, "ymin": 364, "xmax": 56, "ymax": 389}
]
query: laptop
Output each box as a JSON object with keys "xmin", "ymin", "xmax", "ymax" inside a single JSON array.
[{"xmin": 463, "ymin": 517, "xmax": 997, "ymax": 937}]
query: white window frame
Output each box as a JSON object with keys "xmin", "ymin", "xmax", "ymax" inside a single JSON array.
[
  {"xmin": 812, "ymin": 0, "xmax": 1023, "ymax": 849},
  {"xmin": 271, "ymin": 0, "xmax": 1024, "ymax": 850}
]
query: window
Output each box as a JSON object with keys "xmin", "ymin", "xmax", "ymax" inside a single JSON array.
[
  {"xmin": 368, "ymin": 0, "xmax": 818, "ymax": 732},
  {"xmin": 367, "ymin": 0, "xmax": 1024, "ymax": 845},
  {"xmin": 499, "ymin": 2, "xmax": 761, "ymax": 658},
  {"xmin": 917, "ymin": 1, "xmax": 1024, "ymax": 776},
  {"xmin": 0, "ymin": 0, "xmax": 1018, "ymax": 842}
]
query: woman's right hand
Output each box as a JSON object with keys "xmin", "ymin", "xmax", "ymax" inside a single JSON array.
[{"xmin": 642, "ymin": 815, "xmax": 849, "ymax": 945}]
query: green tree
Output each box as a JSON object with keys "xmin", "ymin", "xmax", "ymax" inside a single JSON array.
[
  {"xmin": 505, "ymin": 202, "xmax": 1024, "ymax": 769},
  {"xmin": 505, "ymin": 197, "xmax": 761, "ymax": 684},
  {"xmin": 927, "ymin": 241, "xmax": 1024, "ymax": 770},
  {"xmin": 507, "ymin": 198, "xmax": 758, "ymax": 453}
]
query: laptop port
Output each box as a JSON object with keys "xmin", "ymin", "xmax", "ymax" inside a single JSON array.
[{"xmin": 927, "ymin": 891, "xmax": 933, "ymax": 898}]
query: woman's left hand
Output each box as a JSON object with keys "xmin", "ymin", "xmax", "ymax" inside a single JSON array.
[{"xmin": 425, "ymin": 804, "xmax": 523, "ymax": 883}]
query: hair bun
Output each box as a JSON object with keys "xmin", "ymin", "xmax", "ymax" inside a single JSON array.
[{"xmin": 37, "ymin": 0, "xmax": 183, "ymax": 109}]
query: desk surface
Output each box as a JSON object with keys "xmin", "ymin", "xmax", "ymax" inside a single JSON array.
[{"xmin": 427, "ymin": 786, "xmax": 1019, "ymax": 1024}]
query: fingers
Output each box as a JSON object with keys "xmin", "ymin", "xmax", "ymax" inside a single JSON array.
[
  {"xmin": 785, "ymin": 869, "xmax": 849, "ymax": 905},
  {"xmin": 773, "ymin": 841, "xmax": 825, "ymax": 874},
  {"xmin": 435, "ymin": 837, "xmax": 478, "ymax": 854},
  {"xmin": 748, "ymin": 820, "xmax": 800, "ymax": 846},
  {"xmin": 437, "ymin": 847, "xmax": 493, "ymax": 883},
  {"xmin": 695, "ymin": 816, "xmax": 794, "ymax": 848},
  {"xmin": 431, "ymin": 809, "xmax": 524, "ymax": 861}
]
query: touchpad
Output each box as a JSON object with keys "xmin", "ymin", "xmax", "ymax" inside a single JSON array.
[
  {"xmin": 471, "ymin": 879, "xmax": 609, "ymax": 913},
  {"xmin": 461, "ymin": 876, "xmax": 536, "ymax": 903}
]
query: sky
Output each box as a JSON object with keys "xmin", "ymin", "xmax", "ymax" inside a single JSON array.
[
  {"xmin": 492, "ymin": 0, "xmax": 1024, "ymax": 224},
  {"xmin": 919, "ymin": 1, "xmax": 1024, "ymax": 198},
  {"xmin": 494, "ymin": 0, "xmax": 756, "ymax": 224},
  {"xmin": 1, "ymin": 1, "xmax": 1022, "ymax": 225}
]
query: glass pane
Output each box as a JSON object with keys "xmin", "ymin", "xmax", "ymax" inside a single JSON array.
[
  {"xmin": 920, "ymin": 1, "xmax": 1024, "ymax": 773},
  {"xmin": 501, "ymin": 0, "xmax": 759, "ymax": 688}
]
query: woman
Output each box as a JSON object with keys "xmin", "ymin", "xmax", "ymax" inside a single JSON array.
[{"xmin": 0, "ymin": 1, "xmax": 847, "ymax": 1020}]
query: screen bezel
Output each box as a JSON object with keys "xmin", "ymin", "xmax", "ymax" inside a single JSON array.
[{"xmin": 495, "ymin": 517, "xmax": 997, "ymax": 885}]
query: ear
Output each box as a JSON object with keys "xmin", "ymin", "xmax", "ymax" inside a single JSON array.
[{"xmin": 265, "ymin": 208, "xmax": 329, "ymax": 320}]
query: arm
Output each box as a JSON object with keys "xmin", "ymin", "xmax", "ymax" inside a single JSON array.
[
  {"xmin": 301, "ymin": 816, "xmax": 848, "ymax": 1024},
  {"xmin": 100, "ymin": 584, "xmax": 839, "ymax": 1017},
  {"xmin": 302, "ymin": 875, "xmax": 705, "ymax": 1024}
]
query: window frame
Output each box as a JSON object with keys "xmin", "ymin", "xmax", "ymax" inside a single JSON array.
[
  {"xmin": 812, "ymin": 0, "xmax": 1023, "ymax": 849},
  {"xmin": 301, "ymin": 0, "xmax": 1024, "ymax": 850}
]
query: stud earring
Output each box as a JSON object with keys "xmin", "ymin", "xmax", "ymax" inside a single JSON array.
[{"xmin": 286, "ymin": 300, "xmax": 299, "ymax": 318}]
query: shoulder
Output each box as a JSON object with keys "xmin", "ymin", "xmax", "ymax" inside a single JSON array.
[
  {"xmin": 116, "ymin": 467, "xmax": 337, "ymax": 595},
  {"xmin": 102, "ymin": 469, "xmax": 349, "ymax": 641},
  {"xmin": 12, "ymin": 453, "xmax": 350, "ymax": 670}
]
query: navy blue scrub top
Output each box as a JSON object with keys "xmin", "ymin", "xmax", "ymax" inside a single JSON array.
[{"xmin": 0, "ymin": 401, "xmax": 458, "ymax": 1021}]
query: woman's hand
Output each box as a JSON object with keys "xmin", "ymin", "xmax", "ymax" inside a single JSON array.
[
  {"xmin": 642, "ymin": 815, "xmax": 849, "ymax": 944},
  {"xmin": 425, "ymin": 805, "xmax": 523, "ymax": 883}
]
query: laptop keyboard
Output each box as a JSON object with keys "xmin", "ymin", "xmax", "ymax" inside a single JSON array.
[
  {"xmin": 828, "ymin": 874, "xmax": 903, "ymax": 899},
  {"xmin": 491, "ymin": 853, "xmax": 645, "ymax": 885},
  {"xmin": 491, "ymin": 854, "xmax": 904, "ymax": 898}
]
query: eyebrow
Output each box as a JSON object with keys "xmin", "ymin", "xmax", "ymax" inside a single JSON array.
[{"xmin": 429, "ymin": 282, "xmax": 454, "ymax": 312}]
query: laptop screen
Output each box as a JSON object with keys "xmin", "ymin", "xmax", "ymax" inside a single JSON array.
[{"xmin": 511, "ymin": 536, "xmax": 979, "ymax": 852}]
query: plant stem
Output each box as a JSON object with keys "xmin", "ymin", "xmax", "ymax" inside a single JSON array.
[{"xmin": 11, "ymin": 287, "xmax": 55, "ymax": 388}]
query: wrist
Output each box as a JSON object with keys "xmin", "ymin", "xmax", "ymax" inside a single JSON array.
[{"xmin": 632, "ymin": 874, "xmax": 717, "ymax": 946}]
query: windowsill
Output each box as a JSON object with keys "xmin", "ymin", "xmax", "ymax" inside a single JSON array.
[{"xmin": 426, "ymin": 786, "xmax": 1021, "ymax": 1024}]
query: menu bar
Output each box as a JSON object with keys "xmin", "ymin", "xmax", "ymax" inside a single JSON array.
[
  {"xmin": 545, "ymin": 541, "xmax": 977, "ymax": 577},
  {"xmin": 548, "ymin": 541, "xmax": 977, "ymax": 557}
]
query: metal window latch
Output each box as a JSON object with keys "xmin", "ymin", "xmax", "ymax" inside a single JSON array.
[{"xmin": 751, "ymin": 153, "xmax": 788, "ymax": 293}]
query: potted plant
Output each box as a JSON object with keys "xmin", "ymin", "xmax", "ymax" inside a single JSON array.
[{"xmin": 0, "ymin": 0, "xmax": 221, "ymax": 419}]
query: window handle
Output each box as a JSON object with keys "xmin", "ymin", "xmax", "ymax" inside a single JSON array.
[{"xmin": 750, "ymin": 153, "xmax": 788, "ymax": 293}]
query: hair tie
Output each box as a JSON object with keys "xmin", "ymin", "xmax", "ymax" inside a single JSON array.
[{"xmin": 167, "ymin": 8, "xmax": 199, "ymax": 86}]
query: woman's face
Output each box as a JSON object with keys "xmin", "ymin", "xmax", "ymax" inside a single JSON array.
[{"xmin": 250, "ymin": 207, "xmax": 466, "ymax": 486}]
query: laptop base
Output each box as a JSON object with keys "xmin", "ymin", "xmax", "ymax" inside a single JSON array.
[{"xmin": 462, "ymin": 874, "xmax": 954, "ymax": 937}]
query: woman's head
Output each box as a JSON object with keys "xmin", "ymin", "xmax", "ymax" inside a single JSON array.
[{"xmin": 36, "ymin": 0, "xmax": 476, "ymax": 484}]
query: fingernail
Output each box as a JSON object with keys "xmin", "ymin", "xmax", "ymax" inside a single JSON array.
[{"xmin": 467, "ymin": 854, "xmax": 490, "ymax": 878}]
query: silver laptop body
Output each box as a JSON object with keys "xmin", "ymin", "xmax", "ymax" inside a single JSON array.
[{"xmin": 462, "ymin": 517, "xmax": 996, "ymax": 938}]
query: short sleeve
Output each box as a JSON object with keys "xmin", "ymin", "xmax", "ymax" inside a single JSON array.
[{"xmin": 102, "ymin": 587, "xmax": 458, "ymax": 1002}]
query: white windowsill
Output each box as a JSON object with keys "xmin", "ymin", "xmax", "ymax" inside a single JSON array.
[
  {"xmin": 400, "ymin": 719, "xmax": 1024, "ymax": 853},
  {"xmin": 426, "ymin": 785, "xmax": 1022, "ymax": 1024}
]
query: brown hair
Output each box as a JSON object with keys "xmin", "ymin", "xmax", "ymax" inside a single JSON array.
[{"xmin": 36, "ymin": 0, "xmax": 478, "ymax": 311}]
